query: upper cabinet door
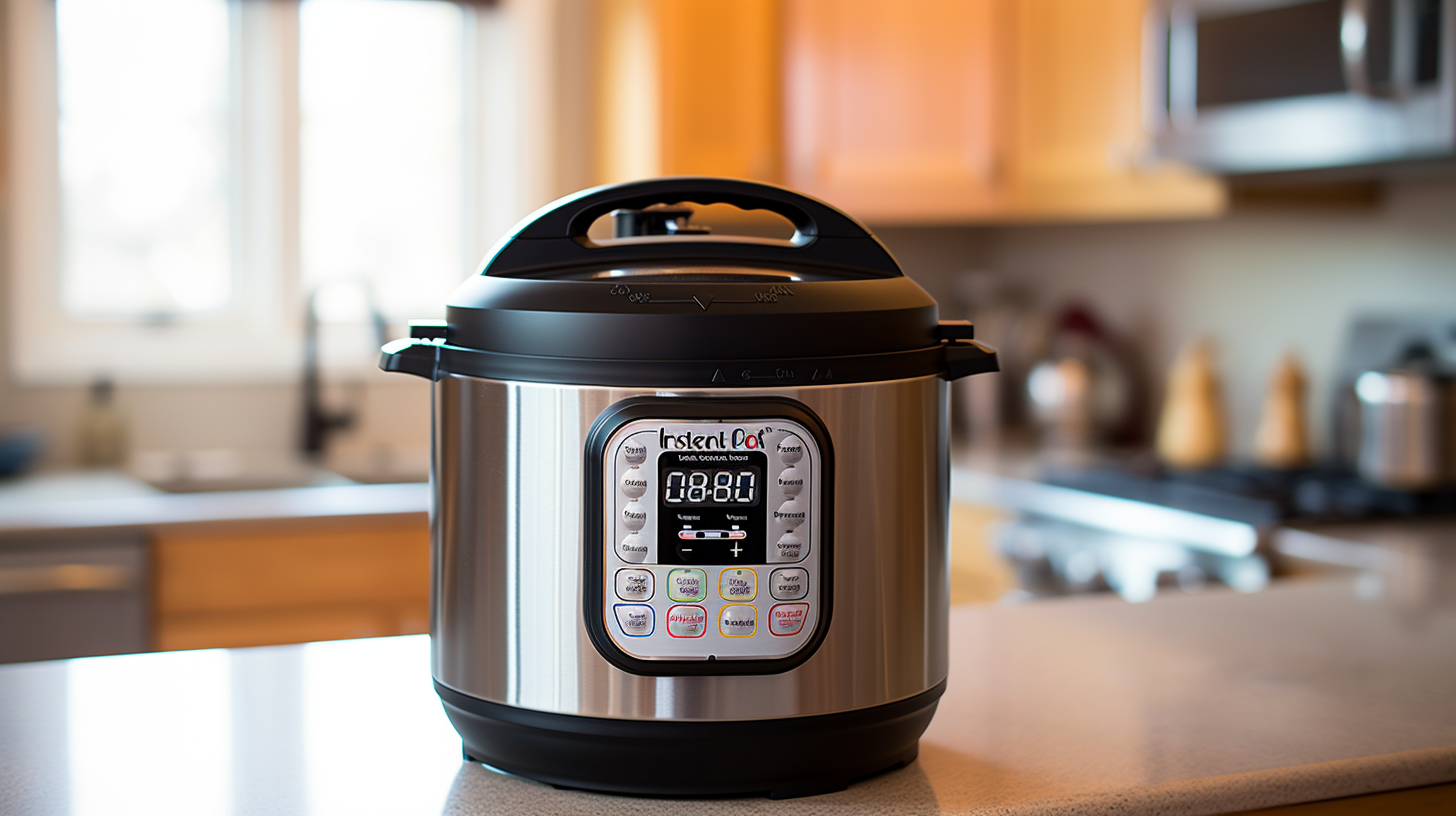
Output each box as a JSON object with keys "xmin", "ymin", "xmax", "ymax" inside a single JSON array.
[
  {"xmin": 593, "ymin": 0, "xmax": 1224, "ymax": 223},
  {"xmin": 1000, "ymin": 0, "xmax": 1224, "ymax": 219},
  {"xmin": 1004, "ymin": 0, "xmax": 1147, "ymax": 186},
  {"xmin": 656, "ymin": 0, "xmax": 782, "ymax": 182},
  {"xmin": 783, "ymin": 0, "xmax": 1003, "ymax": 222},
  {"xmin": 592, "ymin": 0, "xmax": 783, "ymax": 185}
]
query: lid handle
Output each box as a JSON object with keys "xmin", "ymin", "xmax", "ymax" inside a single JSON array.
[{"xmin": 480, "ymin": 177, "xmax": 903, "ymax": 280}]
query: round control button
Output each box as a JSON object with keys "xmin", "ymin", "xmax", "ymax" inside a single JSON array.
[
  {"xmin": 774, "ymin": 532, "xmax": 805, "ymax": 562},
  {"xmin": 773, "ymin": 499, "xmax": 806, "ymax": 528},
  {"xmin": 615, "ymin": 533, "xmax": 650, "ymax": 563},
  {"xmin": 620, "ymin": 468, "xmax": 648, "ymax": 498},
  {"xmin": 621, "ymin": 501, "xmax": 648, "ymax": 531},
  {"xmin": 777, "ymin": 467, "xmax": 804, "ymax": 497},
  {"xmin": 622, "ymin": 440, "xmax": 648, "ymax": 464},
  {"xmin": 777, "ymin": 437, "xmax": 804, "ymax": 464}
]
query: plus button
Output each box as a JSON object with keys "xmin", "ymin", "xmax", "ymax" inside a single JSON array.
[{"xmin": 729, "ymin": 543, "xmax": 743, "ymax": 558}]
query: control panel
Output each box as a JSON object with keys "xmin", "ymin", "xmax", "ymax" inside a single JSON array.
[{"xmin": 599, "ymin": 416, "xmax": 824, "ymax": 663}]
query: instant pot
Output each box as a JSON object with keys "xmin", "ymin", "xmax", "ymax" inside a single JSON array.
[{"xmin": 380, "ymin": 177, "xmax": 997, "ymax": 798}]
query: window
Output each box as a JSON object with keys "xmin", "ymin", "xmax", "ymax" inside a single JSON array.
[
  {"xmin": 299, "ymin": 0, "xmax": 466, "ymax": 323},
  {"xmin": 5, "ymin": 0, "xmax": 573, "ymax": 382},
  {"xmin": 58, "ymin": 0, "xmax": 233, "ymax": 319}
]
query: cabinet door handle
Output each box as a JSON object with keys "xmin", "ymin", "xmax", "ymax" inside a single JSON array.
[{"xmin": 0, "ymin": 564, "xmax": 136, "ymax": 595}]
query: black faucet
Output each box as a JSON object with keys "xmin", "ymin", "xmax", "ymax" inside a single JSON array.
[{"xmin": 301, "ymin": 286, "xmax": 389, "ymax": 461}]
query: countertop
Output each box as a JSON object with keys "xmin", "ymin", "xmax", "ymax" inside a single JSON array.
[
  {"xmin": 2, "ymin": 577, "xmax": 1454, "ymax": 816},
  {"xmin": 0, "ymin": 472, "xmax": 429, "ymax": 536}
]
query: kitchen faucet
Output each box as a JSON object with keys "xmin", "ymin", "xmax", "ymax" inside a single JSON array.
[{"xmin": 301, "ymin": 284, "xmax": 389, "ymax": 460}]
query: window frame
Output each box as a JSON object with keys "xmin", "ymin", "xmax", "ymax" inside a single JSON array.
[{"xmin": 3, "ymin": 0, "xmax": 577, "ymax": 385}]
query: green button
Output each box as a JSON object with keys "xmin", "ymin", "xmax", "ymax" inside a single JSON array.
[{"xmin": 668, "ymin": 568, "xmax": 706, "ymax": 602}]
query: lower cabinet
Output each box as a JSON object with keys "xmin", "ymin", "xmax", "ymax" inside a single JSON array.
[
  {"xmin": 0, "ymin": 533, "xmax": 150, "ymax": 664},
  {"xmin": 152, "ymin": 515, "xmax": 430, "ymax": 651}
]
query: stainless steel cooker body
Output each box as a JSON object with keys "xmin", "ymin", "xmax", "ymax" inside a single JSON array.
[
  {"xmin": 430, "ymin": 372, "xmax": 950, "ymax": 722},
  {"xmin": 380, "ymin": 177, "xmax": 997, "ymax": 797}
]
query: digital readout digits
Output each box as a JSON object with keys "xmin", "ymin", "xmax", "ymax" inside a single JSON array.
[{"xmin": 663, "ymin": 469, "xmax": 758, "ymax": 505}]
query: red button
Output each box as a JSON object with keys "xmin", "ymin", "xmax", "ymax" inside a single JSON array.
[
  {"xmin": 769, "ymin": 603, "xmax": 809, "ymax": 636},
  {"xmin": 666, "ymin": 604, "xmax": 707, "ymax": 638}
]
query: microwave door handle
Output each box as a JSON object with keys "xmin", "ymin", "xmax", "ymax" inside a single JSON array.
[
  {"xmin": 1342, "ymin": 0, "xmax": 1413, "ymax": 99},
  {"xmin": 1343, "ymin": 0, "xmax": 1376, "ymax": 95}
]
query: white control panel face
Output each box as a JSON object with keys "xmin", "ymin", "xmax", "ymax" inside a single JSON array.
[{"xmin": 601, "ymin": 418, "xmax": 823, "ymax": 662}]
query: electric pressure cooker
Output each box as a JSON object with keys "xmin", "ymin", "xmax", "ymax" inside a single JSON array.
[{"xmin": 380, "ymin": 177, "xmax": 997, "ymax": 798}]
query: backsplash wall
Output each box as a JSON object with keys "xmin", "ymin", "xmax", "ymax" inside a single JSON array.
[
  {"xmin": 882, "ymin": 177, "xmax": 1456, "ymax": 460},
  {"xmin": 4, "ymin": 179, "xmax": 1455, "ymax": 471}
]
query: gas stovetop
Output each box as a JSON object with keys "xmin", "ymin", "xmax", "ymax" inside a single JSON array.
[
  {"xmin": 956, "ymin": 457, "xmax": 1456, "ymax": 604},
  {"xmin": 1045, "ymin": 464, "xmax": 1456, "ymax": 526}
]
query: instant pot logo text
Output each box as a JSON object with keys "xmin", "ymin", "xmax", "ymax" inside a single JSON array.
[{"xmin": 658, "ymin": 428, "xmax": 765, "ymax": 451}]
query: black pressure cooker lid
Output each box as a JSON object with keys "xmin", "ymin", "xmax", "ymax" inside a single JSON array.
[{"xmin": 380, "ymin": 177, "xmax": 996, "ymax": 387}]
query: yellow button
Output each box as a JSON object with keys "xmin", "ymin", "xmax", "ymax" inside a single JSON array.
[
  {"xmin": 718, "ymin": 568, "xmax": 757, "ymax": 601},
  {"xmin": 719, "ymin": 604, "xmax": 757, "ymax": 637}
]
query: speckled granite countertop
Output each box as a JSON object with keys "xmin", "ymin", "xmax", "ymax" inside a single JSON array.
[{"xmin": 2, "ymin": 577, "xmax": 1453, "ymax": 815}]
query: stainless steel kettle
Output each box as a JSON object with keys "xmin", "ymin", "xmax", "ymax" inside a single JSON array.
[{"xmin": 1355, "ymin": 343, "xmax": 1456, "ymax": 491}]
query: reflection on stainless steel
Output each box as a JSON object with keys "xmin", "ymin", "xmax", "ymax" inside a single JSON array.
[
  {"xmin": 954, "ymin": 470, "xmax": 1261, "ymax": 557},
  {"xmin": 432, "ymin": 374, "xmax": 949, "ymax": 721}
]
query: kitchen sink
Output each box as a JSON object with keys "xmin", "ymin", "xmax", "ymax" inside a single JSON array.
[
  {"xmin": 129, "ymin": 448, "xmax": 428, "ymax": 494},
  {"xmin": 132, "ymin": 450, "xmax": 355, "ymax": 494},
  {"xmin": 142, "ymin": 469, "xmax": 356, "ymax": 493}
]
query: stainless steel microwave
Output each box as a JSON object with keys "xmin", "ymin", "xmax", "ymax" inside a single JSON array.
[{"xmin": 1149, "ymin": 0, "xmax": 1454, "ymax": 173}]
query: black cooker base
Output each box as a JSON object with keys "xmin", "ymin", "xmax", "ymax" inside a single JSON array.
[{"xmin": 437, "ymin": 678, "xmax": 946, "ymax": 799}]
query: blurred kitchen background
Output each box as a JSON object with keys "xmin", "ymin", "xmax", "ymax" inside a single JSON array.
[{"xmin": 2, "ymin": 0, "xmax": 1455, "ymax": 662}]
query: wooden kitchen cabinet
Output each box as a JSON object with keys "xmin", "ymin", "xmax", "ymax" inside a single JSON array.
[
  {"xmin": 997, "ymin": 0, "xmax": 1225, "ymax": 220},
  {"xmin": 603, "ymin": 0, "xmax": 1224, "ymax": 223},
  {"xmin": 782, "ymin": 0, "xmax": 1002, "ymax": 222},
  {"xmin": 593, "ymin": 0, "xmax": 782, "ymax": 184},
  {"xmin": 783, "ymin": 0, "xmax": 1223, "ymax": 222},
  {"xmin": 151, "ymin": 516, "xmax": 429, "ymax": 651}
]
